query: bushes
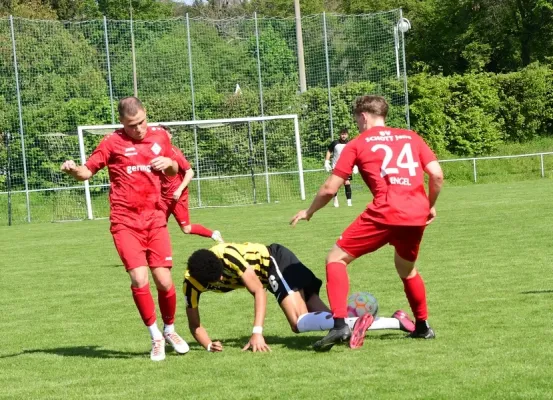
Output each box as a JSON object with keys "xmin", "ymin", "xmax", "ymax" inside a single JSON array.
[{"xmin": 409, "ymin": 63, "xmax": 553, "ymax": 156}]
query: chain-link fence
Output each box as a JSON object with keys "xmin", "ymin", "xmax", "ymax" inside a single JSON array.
[{"xmin": 0, "ymin": 10, "xmax": 408, "ymax": 224}]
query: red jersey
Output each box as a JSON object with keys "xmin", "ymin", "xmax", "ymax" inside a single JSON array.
[
  {"xmin": 85, "ymin": 126, "xmax": 175, "ymax": 231},
  {"xmin": 160, "ymin": 146, "xmax": 191, "ymax": 201},
  {"xmin": 333, "ymin": 126, "xmax": 437, "ymax": 226}
]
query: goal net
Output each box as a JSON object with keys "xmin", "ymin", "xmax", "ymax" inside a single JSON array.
[{"xmin": 76, "ymin": 114, "xmax": 304, "ymax": 221}]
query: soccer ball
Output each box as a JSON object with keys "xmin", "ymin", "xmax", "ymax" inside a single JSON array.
[{"xmin": 347, "ymin": 292, "xmax": 379, "ymax": 317}]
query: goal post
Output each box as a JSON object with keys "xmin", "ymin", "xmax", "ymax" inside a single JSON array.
[{"xmin": 77, "ymin": 114, "xmax": 305, "ymax": 220}]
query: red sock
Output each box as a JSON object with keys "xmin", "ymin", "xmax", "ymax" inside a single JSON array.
[
  {"xmin": 190, "ymin": 224, "xmax": 213, "ymax": 238},
  {"xmin": 131, "ymin": 284, "xmax": 156, "ymax": 326},
  {"xmin": 402, "ymin": 273, "xmax": 428, "ymax": 321},
  {"xmin": 326, "ymin": 262, "xmax": 349, "ymax": 318},
  {"xmin": 158, "ymin": 285, "xmax": 176, "ymax": 326}
]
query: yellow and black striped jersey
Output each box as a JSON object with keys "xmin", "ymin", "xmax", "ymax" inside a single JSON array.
[{"xmin": 183, "ymin": 242, "xmax": 271, "ymax": 308}]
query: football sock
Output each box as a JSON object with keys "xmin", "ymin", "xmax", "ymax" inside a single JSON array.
[
  {"xmin": 415, "ymin": 320, "xmax": 430, "ymax": 332},
  {"xmin": 401, "ymin": 273, "xmax": 428, "ymax": 321},
  {"xmin": 157, "ymin": 285, "xmax": 176, "ymax": 326},
  {"xmin": 345, "ymin": 184, "xmax": 352, "ymax": 200},
  {"xmin": 345, "ymin": 317, "xmax": 358, "ymax": 330},
  {"xmin": 147, "ymin": 323, "xmax": 163, "ymax": 340},
  {"xmin": 326, "ymin": 262, "xmax": 349, "ymax": 319},
  {"xmin": 334, "ymin": 318, "xmax": 347, "ymax": 329},
  {"xmin": 297, "ymin": 312, "xmax": 334, "ymax": 332},
  {"xmin": 131, "ymin": 284, "xmax": 157, "ymax": 327},
  {"xmin": 369, "ymin": 317, "xmax": 401, "ymax": 330},
  {"xmin": 163, "ymin": 323, "xmax": 175, "ymax": 334},
  {"xmin": 190, "ymin": 224, "xmax": 213, "ymax": 238}
]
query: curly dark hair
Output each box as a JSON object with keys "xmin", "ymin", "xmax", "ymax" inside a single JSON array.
[{"xmin": 187, "ymin": 249, "xmax": 223, "ymax": 284}]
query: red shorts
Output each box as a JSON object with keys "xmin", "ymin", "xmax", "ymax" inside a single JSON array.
[
  {"xmin": 336, "ymin": 213, "xmax": 425, "ymax": 262},
  {"xmin": 163, "ymin": 194, "xmax": 190, "ymax": 227},
  {"xmin": 111, "ymin": 226, "xmax": 173, "ymax": 271}
]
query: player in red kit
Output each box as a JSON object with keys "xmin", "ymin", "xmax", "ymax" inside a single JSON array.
[
  {"xmin": 61, "ymin": 97, "xmax": 189, "ymax": 361},
  {"xmin": 159, "ymin": 126, "xmax": 223, "ymax": 243},
  {"xmin": 291, "ymin": 95, "xmax": 444, "ymax": 351}
]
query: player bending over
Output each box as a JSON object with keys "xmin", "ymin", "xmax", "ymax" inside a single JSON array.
[
  {"xmin": 61, "ymin": 97, "xmax": 189, "ymax": 361},
  {"xmin": 159, "ymin": 126, "xmax": 223, "ymax": 243},
  {"xmin": 183, "ymin": 242, "xmax": 415, "ymax": 352},
  {"xmin": 291, "ymin": 95, "xmax": 444, "ymax": 351},
  {"xmin": 324, "ymin": 128, "xmax": 357, "ymax": 207}
]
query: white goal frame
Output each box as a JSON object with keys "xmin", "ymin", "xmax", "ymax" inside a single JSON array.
[{"xmin": 77, "ymin": 114, "xmax": 304, "ymax": 220}]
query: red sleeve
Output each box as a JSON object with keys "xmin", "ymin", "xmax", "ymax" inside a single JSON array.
[
  {"xmin": 161, "ymin": 131, "xmax": 173, "ymax": 158},
  {"xmin": 333, "ymin": 141, "xmax": 357, "ymax": 179},
  {"xmin": 417, "ymin": 135, "xmax": 437, "ymax": 167},
  {"xmin": 85, "ymin": 136, "xmax": 111, "ymax": 175},
  {"xmin": 172, "ymin": 147, "xmax": 191, "ymax": 171}
]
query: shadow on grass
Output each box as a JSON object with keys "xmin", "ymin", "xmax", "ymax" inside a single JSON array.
[
  {"xmin": 0, "ymin": 346, "xmax": 147, "ymax": 359},
  {"xmin": 224, "ymin": 335, "xmax": 317, "ymax": 351},
  {"xmin": 224, "ymin": 332, "xmax": 406, "ymax": 351},
  {"xmin": 520, "ymin": 290, "xmax": 553, "ymax": 295}
]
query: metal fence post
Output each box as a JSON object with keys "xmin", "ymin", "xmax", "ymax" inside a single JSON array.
[
  {"xmin": 254, "ymin": 12, "xmax": 270, "ymax": 203},
  {"xmin": 186, "ymin": 14, "xmax": 202, "ymax": 207},
  {"xmin": 540, "ymin": 154, "xmax": 545, "ymax": 178},
  {"xmin": 103, "ymin": 16, "xmax": 115, "ymax": 124},
  {"xmin": 323, "ymin": 12, "xmax": 334, "ymax": 140},
  {"xmin": 9, "ymin": 15, "xmax": 31, "ymax": 223},
  {"xmin": 399, "ymin": 9, "xmax": 410, "ymax": 129},
  {"xmin": 472, "ymin": 158, "xmax": 477, "ymax": 183},
  {"xmin": 130, "ymin": 8, "xmax": 138, "ymax": 97}
]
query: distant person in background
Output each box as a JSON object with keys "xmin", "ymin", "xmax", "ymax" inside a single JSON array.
[
  {"xmin": 324, "ymin": 128, "xmax": 357, "ymax": 207},
  {"xmin": 159, "ymin": 125, "xmax": 223, "ymax": 243}
]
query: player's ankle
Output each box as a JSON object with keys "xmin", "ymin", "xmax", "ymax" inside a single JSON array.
[
  {"xmin": 334, "ymin": 318, "xmax": 347, "ymax": 329},
  {"xmin": 163, "ymin": 323, "xmax": 175, "ymax": 334},
  {"xmin": 415, "ymin": 320, "xmax": 430, "ymax": 332}
]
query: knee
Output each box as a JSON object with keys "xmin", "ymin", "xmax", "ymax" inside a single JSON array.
[
  {"xmin": 182, "ymin": 225, "xmax": 192, "ymax": 234},
  {"xmin": 130, "ymin": 275, "xmax": 149, "ymax": 288}
]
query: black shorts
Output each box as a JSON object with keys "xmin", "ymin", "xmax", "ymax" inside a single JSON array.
[{"xmin": 266, "ymin": 243, "xmax": 322, "ymax": 304}]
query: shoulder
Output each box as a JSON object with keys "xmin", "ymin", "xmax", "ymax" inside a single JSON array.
[
  {"xmin": 148, "ymin": 126, "xmax": 171, "ymax": 141},
  {"xmin": 99, "ymin": 129, "xmax": 124, "ymax": 147}
]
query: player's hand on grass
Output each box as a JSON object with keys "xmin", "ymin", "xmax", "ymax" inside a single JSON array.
[
  {"xmin": 426, "ymin": 207, "xmax": 437, "ymax": 225},
  {"xmin": 172, "ymin": 189, "xmax": 183, "ymax": 201},
  {"xmin": 290, "ymin": 210, "xmax": 311, "ymax": 227},
  {"xmin": 151, "ymin": 156, "xmax": 173, "ymax": 171},
  {"xmin": 209, "ymin": 341, "xmax": 223, "ymax": 352},
  {"xmin": 60, "ymin": 160, "xmax": 77, "ymax": 173},
  {"xmin": 242, "ymin": 334, "xmax": 271, "ymax": 353}
]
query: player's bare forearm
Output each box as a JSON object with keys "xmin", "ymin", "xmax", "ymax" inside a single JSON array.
[
  {"xmin": 178, "ymin": 169, "xmax": 194, "ymax": 192},
  {"xmin": 252, "ymin": 287, "xmax": 267, "ymax": 328},
  {"xmin": 60, "ymin": 161, "xmax": 93, "ymax": 181},
  {"xmin": 186, "ymin": 307, "xmax": 212, "ymax": 349},
  {"xmin": 325, "ymin": 150, "xmax": 331, "ymax": 161},
  {"xmin": 165, "ymin": 159, "xmax": 178, "ymax": 176},
  {"xmin": 242, "ymin": 269, "xmax": 267, "ymax": 328},
  {"xmin": 428, "ymin": 176, "xmax": 443, "ymax": 208},
  {"xmin": 306, "ymin": 175, "xmax": 344, "ymax": 217},
  {"xmin": 191, "ymin": 325, "xmax": 213, "ymax": 349},
  {"xmin": 425, "ymin": 161, "xmax": 444, "ymax": 208}
]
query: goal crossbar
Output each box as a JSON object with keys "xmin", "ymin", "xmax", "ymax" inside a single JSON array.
[{"xmin": 77, "ymin": 114, "xmax": 304, "ymax": 220}]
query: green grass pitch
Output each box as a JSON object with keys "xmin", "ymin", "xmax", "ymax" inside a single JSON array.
[{"xmin": 1, "ymin": 179, "xmax": 552, "ymax": 399}]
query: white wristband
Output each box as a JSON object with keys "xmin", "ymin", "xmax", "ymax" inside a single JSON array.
[
  {"xmin": 207, "ymin": 342, "xmax": 212, "ymax": 352},
  {"xmin": 252, "ymin": 326, "xmax": 263, "ymax": 334}
]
